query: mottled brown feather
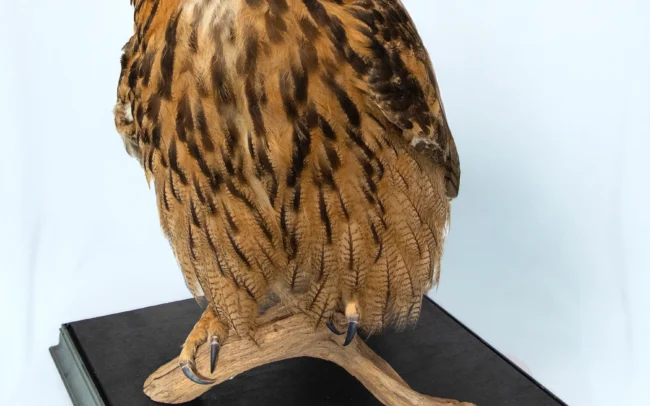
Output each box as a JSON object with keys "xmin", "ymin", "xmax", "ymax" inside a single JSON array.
[{"xmin": 115, "ymin": 0, "xmax": 460, "ymax": 337}]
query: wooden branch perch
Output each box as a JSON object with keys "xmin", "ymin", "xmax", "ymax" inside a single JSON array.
[{"xmin": 143, "ymin": 306, "xmax": 476, "ymax": 406}]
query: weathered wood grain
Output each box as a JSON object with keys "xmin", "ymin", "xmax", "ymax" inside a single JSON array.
[{"xmin": 143, "ymin": 306, "xmax": 476, "ymax": 406}]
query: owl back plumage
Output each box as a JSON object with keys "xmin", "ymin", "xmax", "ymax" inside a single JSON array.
[{"xmin": 115, "ymin": 0, "xmax": 460, "ymax": 338}]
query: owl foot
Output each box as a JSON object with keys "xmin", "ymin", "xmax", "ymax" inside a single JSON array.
[
  {"xmin": 180, "ymin": 360, "xmax": 216, "ymax": 385},
  {"xmin": 326, "ymin": 319, "xmax": 345, "ymax": 335},
  {"xmin": 343, "ymin": 301, "xmax": 360, "ymax": 346},
  {"xmin": 343, "ymin": 318, "xmax": 359, "ymax": 346},
  {"xmin": 179, "ymin": 306, "xmax": 228, "ymax": 385},
  {"xmin": 327, "ymin": 302, "xmax": 361, "ymax": 346}
]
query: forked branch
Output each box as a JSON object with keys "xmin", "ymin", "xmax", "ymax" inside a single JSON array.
[{"xmin": 143, "ymin": 306, "xmax": 476, "ymax": 406}]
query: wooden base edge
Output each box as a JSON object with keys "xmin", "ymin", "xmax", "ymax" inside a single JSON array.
[{"xmin": 50, "ymin": 326, "xmax": 106, "ymax": 406}]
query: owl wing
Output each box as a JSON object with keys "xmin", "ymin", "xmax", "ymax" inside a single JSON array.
[
  {"xmin": 254, "ymin": 0, "xmax": 459, "ymax": 330},
  {"xmin": 349, "ymin": 0, "xmax": 461, "ymax": 198},
  {"xmin": 216, "ymin": 0, "xmax": 457, "ymax": 331}
]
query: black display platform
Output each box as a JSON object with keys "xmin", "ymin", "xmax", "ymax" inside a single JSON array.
[{"xmin": 50, "ymin": 297, "xmax": 567, "ymax": 406}]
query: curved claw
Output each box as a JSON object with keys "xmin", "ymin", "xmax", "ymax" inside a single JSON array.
[
  {"xmin": 326, "ymin": 320, "xmax": 345, "ymax": 335},
  {"xmin": 210, "ymin": 336, "xmax": 220, "ymax": 374},
  {"xmin": 180, "ymin": 361, "xmax": 217, "ymax": 385},
  {"xmin": 343, "ymin": 321, "xmax": 359, "ymax": 346}
]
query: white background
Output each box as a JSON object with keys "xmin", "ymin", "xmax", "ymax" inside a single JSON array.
[{"xmin": 1, "ymin": 1, "xmax": 648, "ymax": 405}]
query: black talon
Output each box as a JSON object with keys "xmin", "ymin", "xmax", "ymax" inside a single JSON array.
[
  {"xmin": 327, "ymin": 320, "xmax": 345, "ymax": 335},
  {"xmin": 343, "ymin": 321, "xmax": 359, "ymax": 346},
  {"xmin": 180, "ymin": 361, "xmax": 216, "ymax": 385},
  {"xmin": 210, "ymin": 336, "xmax": 220, "ymax": 374}
]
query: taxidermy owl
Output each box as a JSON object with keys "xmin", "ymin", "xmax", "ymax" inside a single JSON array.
[{"xmin": 114, "ymin": 0, "xmax": 460, "ymax": 384}]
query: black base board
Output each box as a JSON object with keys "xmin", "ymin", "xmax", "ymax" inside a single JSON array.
[{"xmin": 50, "ymin": 297, "xmax": 566, "ymax": 406}]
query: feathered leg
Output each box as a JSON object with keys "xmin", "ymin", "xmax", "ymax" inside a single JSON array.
[{"xmin": 179, "ymin": 306, "xmax": 229, "ymax": 385}]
